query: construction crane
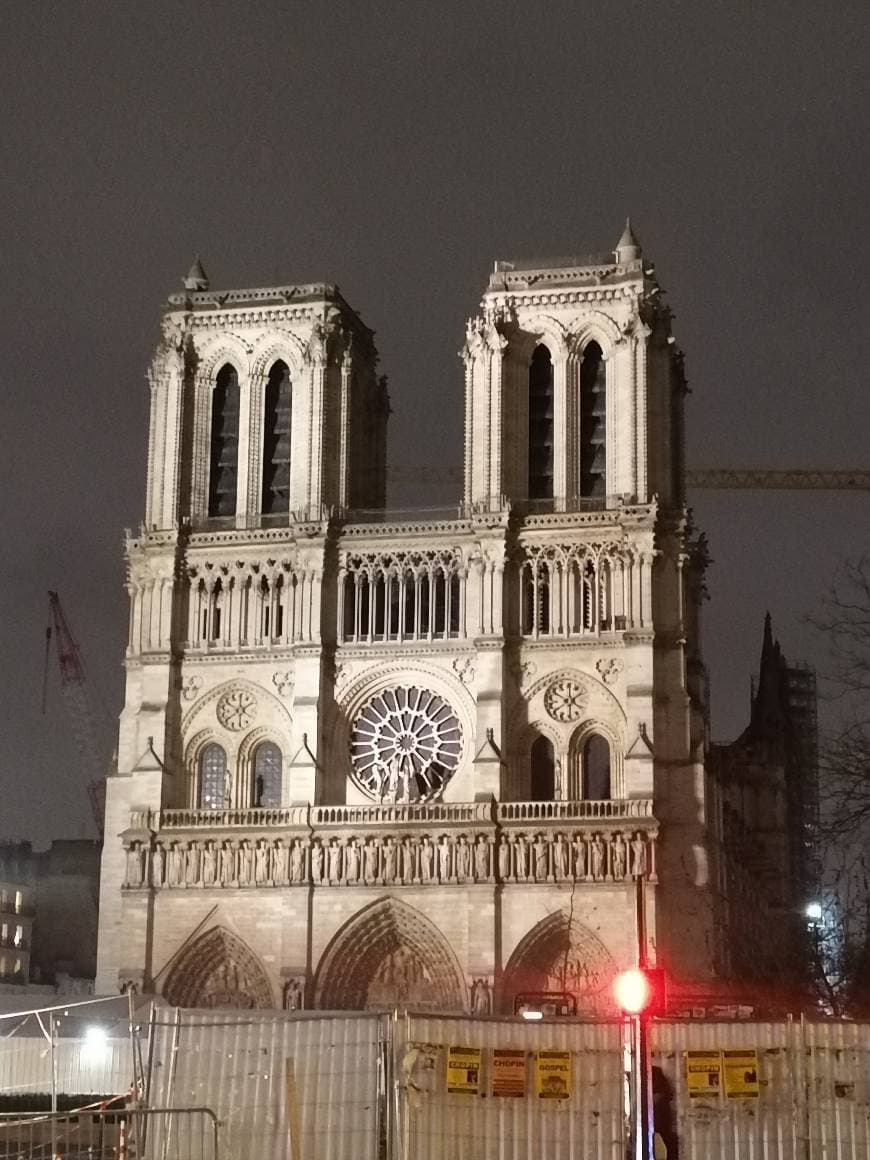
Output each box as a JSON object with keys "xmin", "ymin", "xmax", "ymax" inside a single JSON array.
[{"xmin": 43, "ymin": 592, "xmax": 106, "ymax": 838}]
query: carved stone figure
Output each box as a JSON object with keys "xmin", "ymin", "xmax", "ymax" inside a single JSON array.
[
  {"xmin": 612, "ymin": 833, "xmax": 627, "ymax": 879},
  {"xmin": 401, "ymin": 838, "xmax": 414, "ymax": 883},
  {"xmin": 514, "ymin": 835, "xmax": 529, "ymax": 880},
  {"xmin": 255, "ymin": 840, "xmax": 270, "ymax": 884},
  {"xmin": 126, "ymin": 844, "xmax": 144, "ymax": 887},
  {"xmin": 630, "ymin": 833, "xmax": 647, "ymax": 877},
  {"xmin": 272, "ymin": 841, "xmax": 289, "ymax": 883},
  {"xmin": 238, "ymin": 841, "xmax": 254, "ymax": 885},
  {"xmin": 573, "ymin": 834, "xmax": 587, "ymax": 879},
  {"xmin": 325, "ymin": 839, "xmax": 340, "ymax": 883},
  {"xmin": 590, "ymin": 835, "xmax": 605, "ymax": 881},
  {"xmin": 471, "ymin": 978, "xmax": 492, "ymax": 1014},
  {"xmin": 497, "ymin": 838, "xmax": 510, "ymax": 880},
  {"xmin": 553, "ymin": 833, "xmax": 568, "ymax": 879},
  {"xmin": 168, "ymin": 843, "xmax": 184, "ymax": 887},
  {"xmin": 533, "ymin": 834, "xmax": 548, "ymax": 881},
  {"xmin": 202, "ymin": 841, "xmax": 216, "ymax": 886},
  {"xmin": 311, "ymin": 841, "xmax": 324, "ymax": 882},
  {"xmin": 438, "ymin": 836, "xmax": 451, "ymax": 881},
  {"xmin": 289, "ymin": 840, "xmax": 304, "ymax": 883},
  {"xmin": 185, "ymin": 842, "xmax": 200, "ymax": 886},
  {"xmin": 283, "ymin": 977, "xmax": 304, "ymax": 1011},
  {"xmin": 455, "ymin": 836, "xmax": 471, "ymax": 880},
  {"xmin": 419, "ymin": 837, "xmax": 434, "ymax": 882},
  {"xmin": 364, "ymin": 839, "xmax": 378, "ymax": 883},
  {"xmin": 346, "ymin": 839, "xmax": 360, "ymax": 883},
  {"xmin": 218, "ymin": 841, "xmax": 234, "ymax": 885},
  {"xmin": 474, "ymin": 835, "xmax": 489, "ymax": 880},
  {"xmin": 383, "ymin": 837, "xmax": 398, "ymax": 882}
]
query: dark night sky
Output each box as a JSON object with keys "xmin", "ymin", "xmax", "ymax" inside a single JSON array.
[{"xmin": 2, "ymin": 2, "xmax": 868, "ymax": 846}]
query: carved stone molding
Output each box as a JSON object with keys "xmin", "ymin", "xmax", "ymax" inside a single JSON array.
[
  {"xmin": 217, "ymin": 689, "xmax": 258, "ymax": 731},
  {"xmin": 544, "ymin": 677, "xmax": 588, "ymax": 723}
]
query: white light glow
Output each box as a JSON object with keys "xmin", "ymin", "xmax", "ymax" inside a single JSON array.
[
  {"xmin": 806, "ymin": 902, "xmax": 823, "ymax": 921},
  {"xmin": 83, "ymin": 1025, "xmax": 109, "ymax": 1055},
  {"xmin": 520, "ymin": 1008, "xmax": 544, "ymax": 1022}
]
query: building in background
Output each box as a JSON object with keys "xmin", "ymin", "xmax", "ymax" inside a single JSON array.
[
  {"xmin": 96, "ymin": 225, "xmax": 717, "ymax": 1012},
  {"xmin": 0, "ymin": 845, "xmax": 34, "ymax": 986},
  {"xmin": 711, "ymin": 615, "xmax": 821, "ymax": 996}
]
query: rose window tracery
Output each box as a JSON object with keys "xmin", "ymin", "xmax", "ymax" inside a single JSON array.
[
  {"xmin": 217, "ymin": 689, "xmax": 258, "ymax": 731},
  {"xmin": 544, "ymin": 677, "xmax": 588, "ymax": 723},
  {"xmin": 350, "ymin": 686, "xmax": 462, "ymax": 802}
]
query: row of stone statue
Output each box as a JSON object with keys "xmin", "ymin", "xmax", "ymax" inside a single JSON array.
[{"xmin": 124, "ymin": 828, "xmax": 654, "ymax": 889}]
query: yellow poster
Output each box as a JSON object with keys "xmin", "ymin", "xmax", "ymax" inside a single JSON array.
[
  {"xmin": 685, "ymin": 1051, "xmax": 722, "ymax": 1098},
  {"xmin": 446, "ymin": 1045, "xmax": 481, "ymax": 1094},
  {"xmin": 723, "ymin": 1049, "xmax": 760, "ymax": 1098},
  {"xmin": 492, "ymin": 1049, "xmax": 526, "ymax": 1098},
  {"xmin": 535, "ymin": 1050, "xmax": 571, "ymax": 1100}
]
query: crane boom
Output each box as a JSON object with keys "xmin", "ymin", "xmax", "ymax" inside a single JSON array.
[
  {"xmin": 685, "ymin": 469, "xmax": 870, "ymax": 491},
  {"xmin": 46, "ymin": 592, "xmax": 105, "ymax": 837}
]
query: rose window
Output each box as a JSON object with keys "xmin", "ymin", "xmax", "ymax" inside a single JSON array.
[
  {"xmin": 350, "ymin": 686, "xmax": 462, "ymax": 802},
  {"xmin": 217, "ymin": 689, "xmax": 258, "ymax": 731},
  {"xmin": 544, "ymin": 677, "xmax": 588, "ymax": 723}
]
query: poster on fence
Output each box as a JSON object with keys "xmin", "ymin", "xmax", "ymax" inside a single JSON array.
[
  {"xmin": 446, "ymin": 1045, "xmax": 482, "ymax": 1094},
  {"xmin": 685, "ymin": 1051, "xmax": 723, "ymax": 1098},
  {"xmin": 723, "ymin": 1049, "xmax": 760, "ymax": 1098},
  {"xmin": 492, "ymin": 1049, "xmax": 526, "ymax": 1097},
  {"xmin": 535, "ymin": 1050, "xmax": 571, "ymax": 1099}
]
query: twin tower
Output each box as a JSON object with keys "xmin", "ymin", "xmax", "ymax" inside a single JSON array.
[{"xmin": 96, "ymin": 226, "xmax": 717, "ymax": 1014}]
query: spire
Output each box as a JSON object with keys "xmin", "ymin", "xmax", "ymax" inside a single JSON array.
[
  {"xmin": 614, "ymin": 218, "xmax": 642, "ymax": 264},
  {"xmin": 183, "ymin": 257, "xmax": 209, "ymax": 292}
]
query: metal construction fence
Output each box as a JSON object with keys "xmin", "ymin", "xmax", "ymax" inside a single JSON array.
[{"xmin": 2, "ymin": 999, "xmax": 870, "ymax": 1158}]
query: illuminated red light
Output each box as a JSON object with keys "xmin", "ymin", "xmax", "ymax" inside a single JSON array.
[{"xmin": 613, "ymin": 968, "xmax": 652, "ymax": 1014}]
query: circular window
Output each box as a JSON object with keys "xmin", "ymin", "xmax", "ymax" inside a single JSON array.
[{"xmin": 350, "ymin": 686, "xmax": 462, "ymax": 802}]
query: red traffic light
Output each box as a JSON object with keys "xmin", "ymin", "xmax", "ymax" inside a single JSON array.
[{"xmin": 613, "ymin": 967, "xmax": 667, "ymax": 1015}]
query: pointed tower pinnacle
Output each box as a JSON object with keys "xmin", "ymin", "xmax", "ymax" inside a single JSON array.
[
  {"xmin": 614, "ymin": 218, "xmax": 642, "ymax": 264},
  {"xmin": 183, "ymin": 257, "xmax": 209, "ymax": 292}
]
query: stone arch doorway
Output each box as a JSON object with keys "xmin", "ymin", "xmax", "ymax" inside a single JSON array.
[
  {"xmin": 315, "ymin": 898, "xmax": 467, "ymax": 1011},
  {"xmin": 502, "ymin": 911, "xmax": 616, "ymax": 1014},
  {"xmin": 163, "ymin": 926, "xmax": 274, "ymax": 1009}
]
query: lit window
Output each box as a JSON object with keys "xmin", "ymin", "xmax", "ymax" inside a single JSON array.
[
  {"xmin": 14, "ymin": 891, "xmax": 22, "ymax": 914},
  {"xmin": 199, "ymin": 744, "xmax": 227, "ymax": 810}
]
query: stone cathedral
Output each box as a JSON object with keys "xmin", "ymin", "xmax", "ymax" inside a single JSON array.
[{"xmin": 96, "ymin": 224, "xmax": 716, "ymax": 1013}]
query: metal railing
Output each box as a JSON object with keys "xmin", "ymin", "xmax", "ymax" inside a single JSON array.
[{"xmin": 0, "ymin": 1106, "xmax": 219, "ymax": 1160}]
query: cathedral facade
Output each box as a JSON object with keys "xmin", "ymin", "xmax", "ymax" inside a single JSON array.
[{"xmin": 96, "ymin": 226, "xmax": 716, "ymax": 1012}]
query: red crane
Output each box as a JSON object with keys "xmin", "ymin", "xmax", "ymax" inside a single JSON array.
[{"xmin": 43, "ymin": 592, "xmax": 106, "ymax": 837}]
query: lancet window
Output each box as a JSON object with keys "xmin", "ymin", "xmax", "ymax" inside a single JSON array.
[
  {"xmin": 520, "ymin": 544, "xmax": 623, "ymax": 637},
  {"xmin": 582, "ymin": 734, "xmax": 611, "ymax": 800},
  {"xmin": 252, "ymin": 742, "xmax": 282, "ymax": 808},
  {"xmin": 341, "ymin": 551, "xmax": 463, "ymax": 643},
  {"xmin": 185, "ymin": 563, "xmax": 307, "ymax": 650},
  {"xmin": 579, "ymin": 342, "xmax": 606, "ymax": 499},
  {"xmin": 208, "ymin": 364, "xmax": 240, "ymax": 517},
  {"xmin": 530, "ymin": 735, "xmax": 556, "ymax": 801},
  {"xmin": 199, "ymin": 743, "xmax": 227, "ymax": 809},
  {"xmin": 261, "ymin": 360, "xmax": 291, "ymax": 516},
  {"xmin": 528, "ymin": 345, "xmax": 554, "ymax": 501}
]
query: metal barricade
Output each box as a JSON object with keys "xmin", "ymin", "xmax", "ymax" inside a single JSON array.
[{"xmin": 0, "ymin": 1106, "xmax": 219, "ymax": 1160}]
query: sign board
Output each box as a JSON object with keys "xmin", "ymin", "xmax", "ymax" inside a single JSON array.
[
  {"xmin": 685, "ymin": 1051, "xmax": 723, "ymax": 1099},
  {"xmin": 723, "ymin": 1049, "xmax": 760, "ymax": 1098},
  {"xmin": 446, "ymin": 1045, "xmax": 481, "ymax": 1095},
  {"xmin": 535, "ymin": 1050, "xmax": 571, "ymax": 1099},
  {"xmin": 492, "ymin": 1049, "xmax": 526, "ymax": 1097}
]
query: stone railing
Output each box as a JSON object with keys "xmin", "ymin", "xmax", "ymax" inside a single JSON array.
[{"xmin": 122, "ymin": 799, "xmax": 657, "ymax": 892}]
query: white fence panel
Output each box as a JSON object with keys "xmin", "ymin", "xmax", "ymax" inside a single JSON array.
[{"xmin": 400, "ymin": 1013, "xmax": 626, "ymax": 1160}]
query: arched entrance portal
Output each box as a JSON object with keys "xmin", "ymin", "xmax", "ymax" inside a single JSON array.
[
  {"xmin": 315, "ymin": 898, "xmax": 467, "ymax": 1011},
  {"xmin": 502, "ymin": 911, "xmax": 616, "ymax": 1014},
  {"xmin": 163, "ymin": 926, "xmax": 274, "ymax": 1009}
]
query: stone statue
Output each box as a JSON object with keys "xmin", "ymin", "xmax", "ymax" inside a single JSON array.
[
  {"xmin": 346, "ymin": 838, "xmax": 360, "ymax": 883},
  {"xmin": 272, "ymin": 841, "xmax": 289, "ymax": 883},
  {"xmin": 533, "ymin": 834, "xmax": 548, "ymax": 881},
  {"xmin": 168, "ymin": 843, "xmax": 184, "ymax": 887},
  {"xmin": 590, "ymin": 834, "xmax": 605, "ymax": 881},
  {"xmin": 497, "ymin": 838, "xmax": 510, "ymax": 880},
  {"xmin": 185, "ymin": 842, "xmax": 200, "ymax": 886},
  {"xmin": 328, "ymin": 839, "xmax": 342, "ymax": 883},
  {"xmin": 283, "ymin": 977, "xmax": 304, "ymax": 1011},
  {"xmin": 419, "ymin": 836, "xmax": 434, "ymax": 881},
  {"xmin": 311, "ymin": 841, "xmax": 324, "ymax": 882},
  {"xmin": 612, "ymin": 833, "xmax": 627, "ymax": 879},
  {"xmin": 455, "ymin": 836, "xmax": 471, "ymax": 880},
  {"xmin": 474, "ymin": 835, "xmax": 489, "ymax": 880},
  {"xmin": 401, "ymin": 838, "xmax": 414, "ymax": 883},
  {"xmin": 202, "ymin": 841, "xmax": 216, "ymax": 886},
  {"xmin": 125, "ymin": 844, "xmax": 144, "ymax": 888},
  {"xmin": 553, "ymin": 833, "xmax": 568, "ymax": 880},
  {"xmin": 289, "ymin": 839, "xmax": 304, "ymax": 883},
  {"xmin": 238, "ymin": 840, "xmax": 254, "ymax": 885},
  {"xmin": 471, "ymin": 978, "xmax": 492, "ymax": 1014},
  {"xmin": 438, "ymin": 836, "xmax": 451, "ymax": 881},
  {"xmin": 218, "ymin": 841, "xmax": 234, "ymax": 884},
  {"xmin": 383, "ymin": 837, "xmax": 398, "ymax": 882},
  {"xmin": 255, "ymin": 840, "xmax": 270, "ymax": 884},
  {"xmin": 572, "ymin": 834, "xmax": 587, "ymax": 879},
  {"xmin": 364, "ymin": 839, "xmax": 378, "ymax": 883},
  {"xmin": 514, "ymin": 835, "xmax": 529, "ymax": 880},
  {"xmin": 630, "ymin": 833, "xmax": 647, "ymax": 877}
]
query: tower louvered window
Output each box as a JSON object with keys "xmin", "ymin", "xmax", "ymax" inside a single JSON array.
[
  {"xmin": 261, "ymin": 360, "xmax": 291, "ymax": 515},
  {"xmin": 528, "ymin": 345, "xmax": 554, "ymax": 501},
  {"xmin": 579, "ymin": 342, "xmax": 606, "ymax": 499},
  {"xmin": 208, "ymin": 364, "xmax": 240, "ymax": 517}
]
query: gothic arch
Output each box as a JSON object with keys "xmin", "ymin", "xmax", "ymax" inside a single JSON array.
[
  {"xmin": 163, "ymin": 925, "xmax": 274, "ymax": 1009},
  {"xmin": 314, "ymin": 898, "xmax": 468, "ymax": 1011},
  {"xmin": 566, "ymin": 312, "xmax": 622, "ymax": 359},
  {"xmin": 196, "ymin": 332, "xmax": 252, "ymax": 382},
  {"xmin": 568, "ymin": 720, "xmax": 624, "ymax": 799},
  {"xmin": 502, "ymin": 911, "xmax": 617, "ymax": 1014},
  {"xmin": 507, "ymin": 314, "xmax": 570, "ymax": 364},
  {"xmin": 250, "ymin": 332, "xmax": 306, "ymax": 379}
]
